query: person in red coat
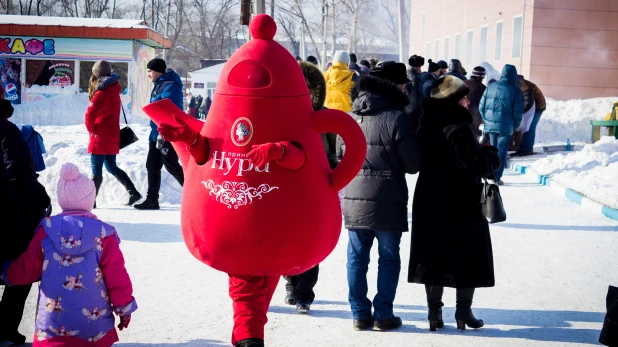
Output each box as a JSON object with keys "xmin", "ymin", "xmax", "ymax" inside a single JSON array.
[{"xmin": 85, "ymin": 60, "xmax": 141, "ymax": 207}]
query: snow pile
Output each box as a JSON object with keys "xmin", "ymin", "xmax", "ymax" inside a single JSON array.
[
  {"xmin": 24, "ymin": 85, "xmax": 78, "ymax": 95},
  {"xmin": 531, "ymin": 136, "xmax": 618, "ymax": 209},
  {"xmin": 36, "ymin": 124, "xmax": 183, "ymax": 207},
  {"xmin": 11, "ymin": 94, "xmax": 147, "ymax": 127},
  {"xmin": 535, "ymin": 97, "xmax": 613, "ymax": 144}
]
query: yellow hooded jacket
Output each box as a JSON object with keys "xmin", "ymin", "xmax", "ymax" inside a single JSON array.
[{"xmin": 323, "ymin": 62, "xmax": 355, "ymax": 113}]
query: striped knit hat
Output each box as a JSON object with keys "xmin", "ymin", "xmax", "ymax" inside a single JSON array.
[
  {"xmin": 472, "ymin": 66, "xmax": 486, "ymax": 78},
  {"xmin": 57, "ymin": 163, "xmax": 96, "ymax": 211}
]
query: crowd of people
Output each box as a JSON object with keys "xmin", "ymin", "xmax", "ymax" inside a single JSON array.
[{"xmin": 0, "ymin": 42, "xmax": 546, "ymax": 345}]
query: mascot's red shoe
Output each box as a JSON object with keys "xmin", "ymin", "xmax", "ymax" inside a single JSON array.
[{"xmin": 143, "ymin": 14, "xmax": 366, "ymax": 345}]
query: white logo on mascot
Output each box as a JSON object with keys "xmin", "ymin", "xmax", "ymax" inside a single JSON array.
[{"xmin": 231, "ymin": 117, "xmax": 253, "ymax": 146}]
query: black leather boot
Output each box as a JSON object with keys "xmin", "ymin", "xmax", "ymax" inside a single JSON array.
[
  {"xmin": 425, "ymin": 284, "xmax": 445, "ymax": 331},
  {"xmin": 92, "ymin": 176, "xmax": 103, "ymax": 209},
  {"xmin": 235, "ymin": 338, "xmax": 264, "ymax": 347},
  {"xmin": 455, "ymin": 288, "xmax": 484, "ymax": 330},
  {"xmin": 113, "ymin": 170, "xmax": 142, "ymax": 206}
]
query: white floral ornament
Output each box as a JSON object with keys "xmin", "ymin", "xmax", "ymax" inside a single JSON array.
[{"xmin": 201, "ymin": 180, "xmax": 278, "ymax": 209}]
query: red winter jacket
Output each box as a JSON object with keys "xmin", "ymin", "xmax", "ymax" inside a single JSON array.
[{"xmin": 85, "ymin": 78, "xmax": 122, "ymax": 155}]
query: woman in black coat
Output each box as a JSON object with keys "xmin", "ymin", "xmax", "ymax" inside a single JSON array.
[
  {"xmin": 408, "ymin": 76, "xmax": 501, "ymax": 332},
  {"xmin": 0, "ymin": 99, "xmax": 50, "ymax": 344}
]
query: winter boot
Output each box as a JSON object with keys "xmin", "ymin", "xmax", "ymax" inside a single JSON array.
[
  {"xmin": 92, "ymin": 176, "xmax": 103, "ymax": 209},
  {"xmin": 296, "ymin": 302, "xmax": 310, "ymax": 314},
  {"xmin": 425, "ymin": 285, "xmax": 445, "ymax": 331},
  {"xmin": 113, "ymin": 171, "xmax": 142, "ymax": 206},
  {"xmin": 285, "ymin": 290, "xmax": 297, "ymax": 305},
  {"xmin": 373, "ymin": 316, "xmax": 402, "ymax": 331},
  {"xmin": 134, "ymin": 198, "xmax": 160, "ymax": 210},
  {"xmin": 455, "ymin": 288, "xmax": 484, "ymax": 330},
  {"xmin": 353, "ymin": 318, "xmax": 373, "ymax": 331},
  {"xmin": 235, "ymin": 338, "xmax": 264, "ymax": 347}
]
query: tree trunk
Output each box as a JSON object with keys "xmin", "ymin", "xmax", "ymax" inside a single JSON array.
[
  {"xmin": 330, "ymin": 0, "xmax": 335, "ymax": 57},
  {"xmin": 270, "ymin": 0, "xmax": 274, "ymax": 17}
]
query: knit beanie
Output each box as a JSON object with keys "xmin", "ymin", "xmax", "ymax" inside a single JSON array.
[
  {"xmin": 332, "ymin": 50, "xmax": 350, "ymax": 65},
  {"xmin": 147, "ymin": 58, "xmax": 167, "ymax": 74},
  {"xmin": 427, "ymin": 59, "xmax": 440, "ymax": 73},
  {"xmin": 409, "ymin": 55, "xmax": 425, "ymax": 67},
  {"xmin": 57, "ymin": 163, "xmax": 96, "ymax": 212},
  {"xmin": 437, "ymin": 60, "xmax": 448, "ymax": 69},
  {"xmin": 430, "ymin": 75, "xmax": 470, "ymax": 102},
  {"xmin": 92, "ymin": 60, "xmax": 112, "ymax": 78},
  {"xmin": 0, "ymin": 99, "xmax": 14, "ymax": 119},
  {"xmin": 472, "ymin": 66, "xmax": 486, "ymax": 78}
]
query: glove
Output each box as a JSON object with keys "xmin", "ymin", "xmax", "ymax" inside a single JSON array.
[
  {"xmin": 117, "ymin": 314, "xmax": 131, "ymax": 331},
  {"xmin": 158, "ymin": 114, "xmax": 198, "ymax": 145},
  {"xmin": 247, "ymin": 142, "xmax": 285, "ymax": 169}
]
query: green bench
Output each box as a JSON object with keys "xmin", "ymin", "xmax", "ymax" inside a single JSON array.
[{"xmin": 590, "ymin": 120, "xmax": 618, "ymax": 142}]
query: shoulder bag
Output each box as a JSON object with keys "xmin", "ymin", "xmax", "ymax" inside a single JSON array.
[
  {"xmin": 119, "ymin": 105, "xmax": 138, "ymax": 150},
  {"xmin": 480, "ymin": 159, "xmax": 507, "ymax": 224}
]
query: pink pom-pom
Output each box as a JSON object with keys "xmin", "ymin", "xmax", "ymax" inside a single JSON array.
[{"xmin": 60, "ymin": 163, "xmax": 81, "ymax": 181}]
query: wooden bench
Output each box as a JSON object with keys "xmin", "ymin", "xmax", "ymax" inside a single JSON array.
[{"xmin": 590, "ymin": 120, "xmax": 618, "ymax": 142}]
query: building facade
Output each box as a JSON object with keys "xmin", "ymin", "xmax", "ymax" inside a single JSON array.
[{"xmin": 409, "ymin": 0, "xmax": 618, "ymax": 100}]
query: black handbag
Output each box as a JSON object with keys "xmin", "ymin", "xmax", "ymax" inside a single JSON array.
[
  {"xmin": 480, "ymin": 160, "xmax": 507, "ymax": 224},
  {"xmin": 119, "ymin": 105, "xmax": 138, "ymax": 150},
  {"xmin": 600, "ymin": 286, "xmax": 618, "ymax": 346}
]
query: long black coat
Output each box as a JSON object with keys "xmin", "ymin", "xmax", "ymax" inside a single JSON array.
[
  {"xmin": 408, "ymin": 98, "xmax": 501, "ymax": 288},
  {"xmin": 338, "ymin": 76, "xmax": 421, "ymax": 232},
  {"xmin": 405, "ymin": 68, "xmax": 422, "ymax": 131},
  {"xmin": 0, "ymin": 118, "xmax": 50, "ymax": 266}
]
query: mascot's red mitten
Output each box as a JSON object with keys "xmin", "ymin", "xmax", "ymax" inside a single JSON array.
[{"xmin": 143, "ymin": 14, "xmax": 366, "ymax": 347}]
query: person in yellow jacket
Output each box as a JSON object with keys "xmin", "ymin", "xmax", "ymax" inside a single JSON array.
[{"xmin": 324, "ymin": 50, "xmax": 357, "ymax": 113}]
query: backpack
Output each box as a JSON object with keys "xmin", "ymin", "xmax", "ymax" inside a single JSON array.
[{"xmin": 19, "ymin": 125, "xmax": 46, "ymax": 172}]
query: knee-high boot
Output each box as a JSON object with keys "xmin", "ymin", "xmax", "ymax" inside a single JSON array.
[
  {"xmin": 92, "ymin": 176, "xmax": 103, "ymax": 209},
  {"xmin": 455, "ymin": 288, "xmax": 484, "ymax": 330},
  {"xmin": 425, "ymin": 284, "xmax": 444, "ymax": 331},
  {"xmin": 113, "ymin": 170, "xmax": 142, "ymax": 206}
]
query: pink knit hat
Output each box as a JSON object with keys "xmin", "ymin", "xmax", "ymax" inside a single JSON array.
[{"xmin": 57, "ymin": 163, "xmax": 96, "ymax": 211}]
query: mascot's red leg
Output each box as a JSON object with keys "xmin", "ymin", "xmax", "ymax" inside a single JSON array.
[{"xmin": 228, "ymin": 275, "xmax": 280, "ymax": 345}]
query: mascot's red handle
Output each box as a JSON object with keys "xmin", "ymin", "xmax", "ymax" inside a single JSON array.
[{"xmin": 312, "ymin": 109, "xmax": 366, "ymax": 191}]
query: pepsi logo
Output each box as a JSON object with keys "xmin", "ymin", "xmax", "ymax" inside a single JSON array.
[
  {"xmin": 231, "ymin": 117, "xmax": 253, "ymax": 147},
  {"xmin": 4, "ymin": 83, "xmax": 17, "ymax": 96}
]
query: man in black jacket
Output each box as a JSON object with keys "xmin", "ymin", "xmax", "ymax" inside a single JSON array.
[
  {"xmin": 339, "ymin": 62, "xmax": 421, "ymax": 332},
  {"xmin": 420, "ymin": 60, "xmax": 441, "ymax": 100},
  {"xmin": 0, "ymin": 99, "xmax": 50, "ymax": 345},
  {"xmin": 406, "ymin": 55, "xmax": 425, "ymax": 131}
]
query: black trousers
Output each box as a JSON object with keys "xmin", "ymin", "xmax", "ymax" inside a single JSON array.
[
  {"xmin": 146, "ymin": 140, "xmax": 184, "ymax": 200},
  {"xmin": 284, "ymin": 265, "xmax": 319, "ymax": 304}
]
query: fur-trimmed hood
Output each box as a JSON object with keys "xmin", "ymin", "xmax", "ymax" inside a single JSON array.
[
  {"xmin": 299, "ymin": 62, "xmax": 326, "ymax": 111},
  {"xmin": 351, "ymin": 75, "xmax": 409, "ymax": 115}
]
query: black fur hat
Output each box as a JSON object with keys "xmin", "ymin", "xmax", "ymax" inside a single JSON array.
[
  {"xmin": 408, "ymin": 55, "xmax": 425, "ymax": 67},
  {"xmin": 299, "ymin": 61, "xmax": 326, "ymax": 111},
  {"xmin": 0, "ymin": 99, "xmax": 14, "ymax": 119}
]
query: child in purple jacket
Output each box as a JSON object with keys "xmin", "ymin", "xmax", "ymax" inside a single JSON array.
[{"xmin": 1, "ymin": 163, "xmax": 137, "ymax": 346}]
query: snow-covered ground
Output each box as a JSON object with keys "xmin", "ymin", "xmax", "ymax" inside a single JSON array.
[
  {"xmin": 531, "ymin": 136, "xmax": 618, "ymax": 209},
  {"xmin": 3, "ymin": 171, "xmax": 617, "ymax": 347}
]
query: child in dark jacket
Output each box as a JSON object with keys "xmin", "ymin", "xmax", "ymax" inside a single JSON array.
[{"xmin": 1, "ymin": 163, "xmax": 137, "ymax": 346}]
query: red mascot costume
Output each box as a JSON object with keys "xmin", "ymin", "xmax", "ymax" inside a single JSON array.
[{"xmin": 143, "ymin": 14, "xmax": 366, "ymax": 347}]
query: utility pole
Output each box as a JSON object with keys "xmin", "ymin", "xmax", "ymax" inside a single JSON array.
[
  {"xmin": 163, "ymin": 0, "xmax": 171, "ymax": 61},
  {"xmin": 321, "ymin": 0, "xmax": 328, "ymax": 70},
  {"xmin": 398, "ymin": 0, "xmax": 405, "ymax": 63},
  {"xmin": 300, "ymin": 21, "xmax": 306, "ymax": 60},
  {"xmin": 330, "ymin": 0, "xmax": 336, "ymax": 58},
  {"xmin": 270, "ymin": 0, "xmax": 274, "ymax": 17},
  {"xmin": 254, "ymin": 0, "xmax": 265, "ymax": 15}
]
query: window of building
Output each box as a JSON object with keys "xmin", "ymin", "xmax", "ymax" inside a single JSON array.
[
  {"xmin": 421, "ymin": 12, "xmax": 426, "ymax": 37},
  {"xmin": 426, "ymin": 42, "xmax": 431, "ymax": 60},
  {"xmin": 479, "ymin": 26, "xmax": 488, "ymax": 63},
  {"xmin": 512, "ymin": 15, "xmax": 524, "ymax": 58},
  {"xmin": 495, "ymin": 21, "xmax": 504, "ymax": 60},
  {"xmin": 444, "ymin": 36, "xmax": 450, "ymax": 61},
  {"xmin": 454, "ymin": 33, "xmax": 461, "ymax": 59},
  {"xmin": 435, "ymin": 39, "xmax": 440, "ymax": 60},
  {"xmin": 466, "ymin": 30, "xmax": 474, "ymax": 66}
]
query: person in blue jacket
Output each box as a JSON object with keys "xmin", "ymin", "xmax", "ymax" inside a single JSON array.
[
  {"xmin": 479, "ymin": 64, "xmax": 523, "ymax": 185},
  {"xmin": 134, "ymin": 58, "xmax": 185, "ymax": 210}
]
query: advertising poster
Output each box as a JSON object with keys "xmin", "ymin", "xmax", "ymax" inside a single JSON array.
[
  {"xmin": 0, "ymin": 57, "xmax": 22, "ymax": 104},
  {"xmin": 26, "ymin": 60, "xmax": 75, "ymax": 88}
]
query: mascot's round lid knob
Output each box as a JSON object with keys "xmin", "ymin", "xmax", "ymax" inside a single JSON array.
[{"xmin": 250, "ymin": 14, "xmax": 277, "ymax": 40}]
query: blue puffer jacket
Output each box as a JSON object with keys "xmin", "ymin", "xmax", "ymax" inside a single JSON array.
[
  {"xmin": 479, "ymin": 64, "xmax": 523, "ymax": 135},
  {"xmin": 149, "ymin": 70, "xmax": 184, "ymax": 141}
]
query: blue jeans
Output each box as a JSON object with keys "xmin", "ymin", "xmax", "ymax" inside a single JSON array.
[
  {"xmin": 520, "ymin": 110, "xmax": 544, "ymax": 153},
  {"xmin": 347, "ymin": 229, "xmax": 402, "ymax": 321},
  {"xmin": 487, "ymin": 132, "xmax": 511, "ymax": 180},
  {"xmin": 90, "ymin": 154, "xmax": 120, "ymax": 177}
]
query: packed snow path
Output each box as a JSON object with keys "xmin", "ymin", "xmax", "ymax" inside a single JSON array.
[{"xmin": 3, "ymin": 170, "xmax": 618, "ymax": 347}]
